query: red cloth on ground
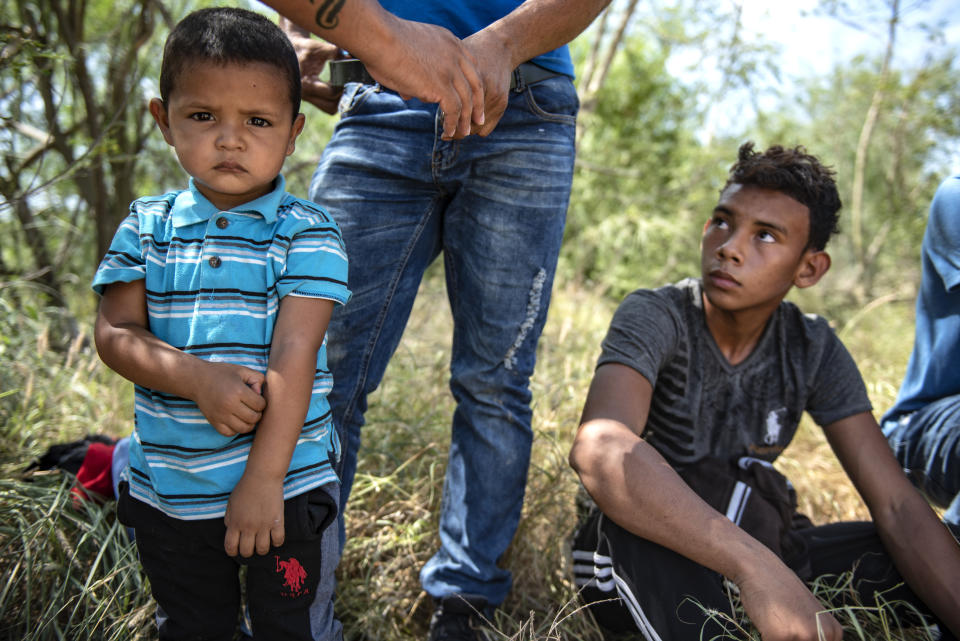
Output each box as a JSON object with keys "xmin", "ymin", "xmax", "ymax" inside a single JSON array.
[{"xmin": 72, "ymin": 441, "xmax": 116, "ymax": 502}]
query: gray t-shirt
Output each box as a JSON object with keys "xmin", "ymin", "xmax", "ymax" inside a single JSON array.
[{"xmin": 598, "ymin": 278, "xmax": 872, "ymax": 467}]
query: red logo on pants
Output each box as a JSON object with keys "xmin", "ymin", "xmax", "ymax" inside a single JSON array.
[{"xmin": 276, "ymin": 556, "xmax": 309, "ymax": 597}]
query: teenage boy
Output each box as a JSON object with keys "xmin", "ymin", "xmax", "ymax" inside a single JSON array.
[
  {"xmin": 569, "ymin": 143, "xmax": 960, "ymax": 641},
  {"xmin": 93, "ymin": 8, "xmax": 349, "ymax": 640}
]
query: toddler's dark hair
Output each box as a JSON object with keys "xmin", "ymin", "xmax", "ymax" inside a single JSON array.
[
  {"xmin": 725, "ymin": 142, "xmax": 841, "ymax": 251},
  {"xmin": 159, "ymin": 7, "xmax": 301, "ymax": 120}
]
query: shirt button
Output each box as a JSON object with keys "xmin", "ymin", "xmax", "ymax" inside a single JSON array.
[
  {"xmin": 216, "ymin": 217, "xmax": 229, "ymax": 229},
  {"xmin": 208, "ymin": 256, "xmax": 222, "ymax": 268}
]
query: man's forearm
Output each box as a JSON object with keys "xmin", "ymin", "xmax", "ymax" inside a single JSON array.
[
  {"xmin": 480, "ymin": 0, "xmax": 611, "ymax": 70},
  {"xmin": 260, "ymin": 0, "xmax": 389, "ymax": 55},
  {"xmin": 261, "ymin": 0, "xmax": 484, "ymax": 139}
]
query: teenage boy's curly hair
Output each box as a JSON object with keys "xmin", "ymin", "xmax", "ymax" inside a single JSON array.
[
  {"xmin": 725, "ymin": 142, "xmax": 841, "ymax": 251},
  {"xmin": 158, "ymin": 7, "xmax": 301, "ymax": 121}
]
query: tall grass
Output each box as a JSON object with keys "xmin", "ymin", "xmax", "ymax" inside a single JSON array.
[
  {"xmin": 0, "ymin": 267, "xmax": 939, "ymax": 640},
  {"xmin": 0, "ymin": 475, "xmax": 152, "ymax": 640}
]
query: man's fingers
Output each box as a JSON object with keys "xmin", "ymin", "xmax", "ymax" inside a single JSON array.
[
  {"xmin": 439, "ymin": 90, "xmax": 465, "ymax": 141},
  {"xmin": 460, "ymin": 54, "xmax": 485, "ymax": 128}
]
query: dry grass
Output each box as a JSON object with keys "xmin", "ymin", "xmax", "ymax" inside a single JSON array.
[
  {"xmin": 0, "ymin": 270, "xmax": 941, "ymax": 640},
  {"xmin": 333, "ymin": 267, "xmax": 612, "ymax": 640}
]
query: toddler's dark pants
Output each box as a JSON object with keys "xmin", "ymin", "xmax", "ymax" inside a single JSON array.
[{"xmin": 119, "ymin": 483, "xmax": 338, "ymax": 641}]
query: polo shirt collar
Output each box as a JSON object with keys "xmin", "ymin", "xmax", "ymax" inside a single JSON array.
[{"xmin": 171, "ymin": 176, "xmax": 287, "ymax": 228}]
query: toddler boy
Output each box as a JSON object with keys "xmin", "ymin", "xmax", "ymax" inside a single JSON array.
[{"xmin": 93, "ymin": 8, "xmax": 349, "ymax": 640}]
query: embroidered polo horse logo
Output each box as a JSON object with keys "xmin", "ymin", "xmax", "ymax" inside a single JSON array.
[
  {"xmin": 764, "ymin": 407, "xmax": 788, "ymax": 445},
  {"xmin": 276, "ymin": 556, "xmax": 308, "ymax": 597}
]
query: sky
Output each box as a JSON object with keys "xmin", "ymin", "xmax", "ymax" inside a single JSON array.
[
  {"xmin": 739, "ymin": 0, "xmax": 959, "ymax": 76},
  {"xmin": 680, "ymin": 0, "xmax": 960, "ymax": 170}
]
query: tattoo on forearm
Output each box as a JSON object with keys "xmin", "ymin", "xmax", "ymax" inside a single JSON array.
[{"xmin": 313, "ymin": 0, "xmax": 345, "ymax": 29}]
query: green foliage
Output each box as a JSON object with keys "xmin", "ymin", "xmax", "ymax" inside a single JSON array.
[
  {"xmin": 566, "ymin": 35, "xmax": 711, "ymax": 299},
  {"xmin": 0, "ymin": 0, "xmax": 334, "ymax": 321},
  {"xmin": 693, "ymin": 569, "xmax": 939, "ymax": 641},
  {"xmin": 748, "ymin": 53, "xmax": 960, "ymax": 320}
]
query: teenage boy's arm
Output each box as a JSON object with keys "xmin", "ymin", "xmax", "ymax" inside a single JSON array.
[
  {"xmin": 223, "ymin": 295, "xmax": 334, "ymax": 558},
  {"xmin": 260, "ymin": 0, "xmax": 483, "ymax": 139},
  {"xmin": 94, "ymin": 280, "xmax": 266, "ymax": 436},
  {"xmin": 569, "ymin": 363, "xmax": 844, "ymax": 641},
  {"xmin": 462, "ymin": 0, "xmax": 610, "ymax": 136},
  {"xmin": 824, "ymin": 412, "xmax": 960, "ymax": 637}
]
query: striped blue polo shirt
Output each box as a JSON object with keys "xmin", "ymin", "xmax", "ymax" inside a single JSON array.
[{"xmin": 93, "ymin": 176, "xmax": 350, "ymax": 520}]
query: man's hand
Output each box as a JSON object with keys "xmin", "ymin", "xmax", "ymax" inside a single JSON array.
[
  {"xmin": 193, "ymin": 362, "xmax": 266, "ymax": 437},
  {"xmin": 461, "ymin": 31, "xmax": 514, "ymax": 137},
  {"xmin": 737, "ymin": 565, "xmax": 843, "ymax": 641},
  {"xmin": 224, "ymin": 472, "xmax": 284, "ymax": 557},
  {"xmin": 264, "ymin": 0, "xmax": 483, "ymax": 139},
  {"xmin": 280, "ymin": 18, "xmax": 345, "ymax": 114},
  {"xmin": 361, "ymin": 17, "xmax": 484, "ymax": 140}
]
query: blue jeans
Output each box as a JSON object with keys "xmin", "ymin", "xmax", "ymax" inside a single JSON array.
[
  {"xmin": 310, "ymin": 76, "xmax": 578, "ymax": 605},
  {"xmin": 883, "ymin": 394, "xmax": 960, "ymax": 525}
]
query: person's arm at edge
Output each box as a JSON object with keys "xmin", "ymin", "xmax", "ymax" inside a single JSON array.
[
  {"xmin": 568, "ymin": 363, "xmax": 843, "ymax": 641},
  {"xmin": 463, "ymin": 0, "xmax": 611, "ymax": 136},
  {"xmin": 824, "ymin": 411, "xmax": 960, "ymax": 637},
  {"xmin": 260, "ymin": 0, "xmax": 483, "ymax": 139},
  {"xmin": 223, "ymin": 295, "xmax": 334, "ymax": 557},
  {"xmin": 279, "ymin": 17, "xmax": 344, "ymax": 114},
  {"xmin": 94, "ymin": 279, "xmax": 266, "ymax": 437}
]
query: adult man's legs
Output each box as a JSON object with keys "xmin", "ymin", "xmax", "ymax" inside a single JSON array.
[
  {"xmin": 883, "ymin": 394, "xmax": 960, "ymax": 525},
  {"xmin": 312, "ymin": 77, "xmax": 577, "ymax": 622},
  {"xmin": 418, "ymin": 76, "xmax": 577, "ymax": 608},
  {"xmin": 310, "ymin": 87, "xmax": 446, "ymax": 544}
]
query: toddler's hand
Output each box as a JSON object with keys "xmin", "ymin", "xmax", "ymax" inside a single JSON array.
[
  {"xmin": 194, "ymin": 362, "xmax": 266, "ymax": 436},
  {"xmin": 224, "ymin": 473, "xmax": 284, "ymax": 557}
]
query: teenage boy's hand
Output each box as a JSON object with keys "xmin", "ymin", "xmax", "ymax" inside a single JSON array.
[
  {"xmin": 194, "ymin": 362, "xmax": 266, "ymax": 437},
  {"xmin": 737, "ymin": 566, "xmax": 843, "ymax": 641},
  {"xmin": 224, "ymin": 472, "xmax": 285, "ymax": 557}
]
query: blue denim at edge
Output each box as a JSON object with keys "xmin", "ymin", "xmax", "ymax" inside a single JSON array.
[
  {"xmin": 882, "ymin": 394, "xmax": 960, "ymax": 526},
  {"xmin": 309, "ymin": 76, "xmax": 578, "ymax": 605}
]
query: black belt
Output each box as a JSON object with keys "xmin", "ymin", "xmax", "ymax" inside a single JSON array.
[{"xmin": 328, "ymin": 59, "xmax": 564, "ymax": 90}]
